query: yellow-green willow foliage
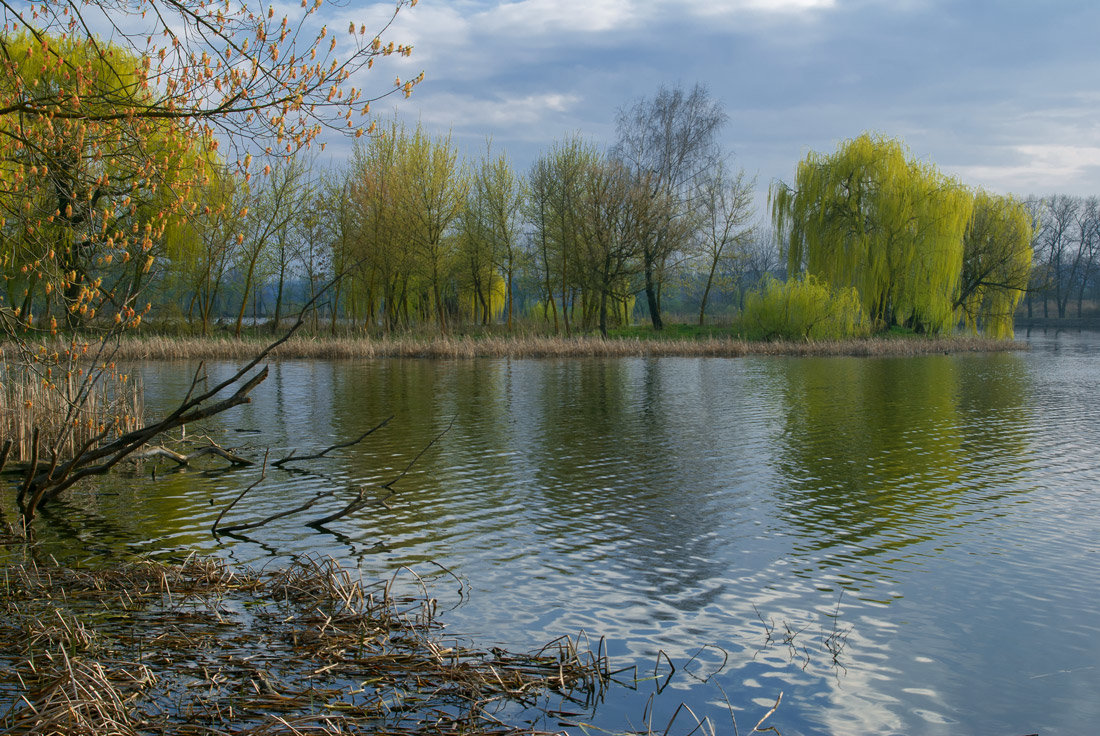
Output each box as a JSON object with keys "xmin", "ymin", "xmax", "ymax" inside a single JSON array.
[
  {"xmin": 0, "ymin": 33, "xmax": 209, "ymax": 335},
  {"xmin": 741, "ymin": 275, "xmax": 869, "ymax": 340},
  {"xmin": 772, "ymin": 134, "xmax": 973, "ymax": 333},
  {"xmin": 343, "ymin": 123, "xmax": 468, "ymax": 331},
  {"xmin": 459, "ymin": 145, "xmax": 522, "ymax": 327},
  {"xmin": 400, "ymin": 126, "xmax": 469, "ymax": 331},
  {"xmin": 957, "ymin": 191, "xmax": 1033, "ymax": 338}
]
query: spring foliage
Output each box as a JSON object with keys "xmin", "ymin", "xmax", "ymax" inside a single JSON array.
[
  {"xmin": 741, "ymin": 275, "xmax": 868, "ymax": 340},
  {"xmin": 0, "ymin": 0, "xmax": 421, "ymax": 475},
  {"xmin": 772, "ymin": 134, "xmax": 975, "ymax": 334},
  {"xmin": 957, "ymin": 191, "xmax": 1033, "ymax": 338}
]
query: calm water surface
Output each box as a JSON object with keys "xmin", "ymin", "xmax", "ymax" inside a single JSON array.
[{"xmin": 29, "ymin": 330, "xmax": 1100, "ymax": 735}]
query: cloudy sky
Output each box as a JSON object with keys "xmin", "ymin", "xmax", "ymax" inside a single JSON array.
[{"xmin": 350, "ymin": 0, "xmax": 1100, "ymax": 207}]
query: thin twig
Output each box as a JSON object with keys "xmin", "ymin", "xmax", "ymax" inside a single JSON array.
[{"xmin": 212, "ymin": 451, "xmax": 269, "ymax": 536}]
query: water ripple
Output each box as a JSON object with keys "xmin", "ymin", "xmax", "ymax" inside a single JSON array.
[{"xmin": 15, "ymin": 335, "xmax": 1098, "ymax": 735}]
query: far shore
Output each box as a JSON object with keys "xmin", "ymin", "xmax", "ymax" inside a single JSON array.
[{"xmin": 60, "ymin": 332, "xmax": 1033, "ymax": 361}]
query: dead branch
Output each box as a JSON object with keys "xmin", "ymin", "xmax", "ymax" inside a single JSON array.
[
  {"xmin": 305, "ymin": 487, "xmax": 395, "ymax": 528},
  {"xmin": 215, "ymin": 489, "xmax": 342, "ymax": 536},
  {"xmin": 22, "ymin": 366, "xmax": 268, "ymax": 523},
  {"xmin": 211, "ymin": 452, "xmax": 270, "ymax": 536},
  {"xmin": 383, "ymin": 414, "xmax": 456, "ymax": 493},
  {"xmin": 16, "ymin": 267, "xmax": 353, "ymax": 525},
  {"xmin": 750, "ymin": 691, "xmax": 783, "ymax": 734},
  {"xmin": 273, "ymin": 415, "xmax": 394, "ymax": 468},
  {"xmin": 209, "ymin": 416, "xmax": 455, "ymax": 535},
  {"xmin": 305, "ymin": 415, "xmax": 456, "ymax": 527},
  {"xmin": 132, "ymin": 443, "xmax": 253, "ymax": 467}
]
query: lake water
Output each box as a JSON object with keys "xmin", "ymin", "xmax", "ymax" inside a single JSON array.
[{"xmin": 27, "ymin": 330, "xmax": 1100, "ymax": 735}]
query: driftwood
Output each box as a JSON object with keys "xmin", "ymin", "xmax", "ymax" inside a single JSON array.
[{"xmin": 132, "ymin": 443, "xmax": 253, "ymax": 467}]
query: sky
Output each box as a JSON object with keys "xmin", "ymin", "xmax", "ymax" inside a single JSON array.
[{"xmin": 340, "ymin": 0, "xmax": 1100, "ymax": 213}]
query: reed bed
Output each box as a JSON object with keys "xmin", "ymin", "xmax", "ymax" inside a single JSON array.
[
  {"xmin": 0, "ymin": 359, "xmax": 144, "ymax": 464},
  {"xmin": 89, "ymin": 333, "xmax": 1026, "ymax": 362},
  {"xmin": 0, "ymin": 544, "xmax": 611, "ymax": 736}
]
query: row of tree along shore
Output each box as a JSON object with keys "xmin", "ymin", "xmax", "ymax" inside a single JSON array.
[
  {"xmin": 128, "ymin": 125, "xmax": 1044, "ymax": 342},
  {"xmin": 7, "ymin": 49, "xmax": 1065, "ymax": 346},
  {"xmin": 0, "ymin": 2, "xmax": 1057, "ymax": 532}
]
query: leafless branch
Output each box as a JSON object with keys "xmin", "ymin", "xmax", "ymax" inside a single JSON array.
[
  {"xmin": 273, "ymin": 415, "xmax": 394, "ymax": 468},
  {"xmin": 133, "ymin": 443, "xmax": 253, "ymax": 467}
]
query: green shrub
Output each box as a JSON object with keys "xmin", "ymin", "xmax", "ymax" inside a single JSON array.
[{"xmin": 739, "ymin": 275, "xmax": 869, "ymax": 340}]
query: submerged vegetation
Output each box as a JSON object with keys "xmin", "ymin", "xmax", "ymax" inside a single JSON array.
[{"xmin": 0, "ymin": 542, "xmax": 614, "ymax": 735}]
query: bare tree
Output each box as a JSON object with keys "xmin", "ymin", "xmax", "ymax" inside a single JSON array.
[
  {"xmin": 613, "ymin": 83, "xmax": 727, "ymax": 330},
  {"xmin": 231, "ymin": 158, "xmax": 310, "ymax": 336},
  {"xmin": 1035, "ymin": 195, "xmax": 1080, "ymax": 318},
  {"xmin": 1073, "ymin": 197, "xmax": 1100, "ymax": 317},
  {"xmin": 695, "ymin": 159, "xmax": 755, "ymax": 325}
]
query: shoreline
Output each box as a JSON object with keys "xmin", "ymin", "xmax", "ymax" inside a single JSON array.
[{"xmin": 78, "ymin": 333, "xmax": 1032, "ymax": 361}]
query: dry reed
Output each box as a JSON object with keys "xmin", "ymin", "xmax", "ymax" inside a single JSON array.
[
  {"xmin": 0, "ymin": 544, "xmax": 611, "ymax": 735},
  {"xmin": 75, "ymin": 333, "xmax": 1026, "ymax": 362},
  {"xmin": 0, "ymin": 357, "xmax": 144, "ymax": 464}
]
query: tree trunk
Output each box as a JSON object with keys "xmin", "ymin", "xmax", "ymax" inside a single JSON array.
[
  {"xmin": 330, "ymin": 280, "xmax": 344, "ymax": 336},
  {"xmin": 234, "ymin": 257, "xmax": 259, "ymax": 338},
  {"xmin": 506, "ymin": 254, "xmax": 514, "ymax": 331},
  {"xmin": 272, "ymin": 265, "xmax": 286, "ymax": 333},
  {"xmin": 698, "ymin": 257, "xmax": 719, "ymax": 326},
  {"xmin": 560, "ymin": 270, "xmax": 571, "ymax": 337},
  {"xmin": 643, "ymin": 254, "xmax": 662, "ymax": 330}
]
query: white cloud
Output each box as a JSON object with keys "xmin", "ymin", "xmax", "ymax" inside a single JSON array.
[
  {"xmin": 685, "ymin": 0, "xmax": 836, "ymax": 16},
  {"xmin": 411, "ymin": 90, "xmax": 583, "ymax": 131},
  {"xmin": 483, "ymin": 0, "xmax": 643, "ymax": 35},
  {"xmin": 949, "ymin": 145, "xmax": 1100, "ymax": 196}
]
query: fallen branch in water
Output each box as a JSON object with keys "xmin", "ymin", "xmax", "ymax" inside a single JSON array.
[
  {"xmin": 211, "ymin": 416, "xmax": 456, "ymax": 535},
  {"xmin": 132, "ymin": 442, "xmax": 253, "ymax": 467},
  {"xmin": 12, "ymin": 269, "xmax": 348, "ymax": 527},
  {"xmin": 272, "ymin": 415, "xmax": 394, "ymax": 468},
  {"xmin": 306, "ymin": 415, "xmax": 456, "ymax": 528}
]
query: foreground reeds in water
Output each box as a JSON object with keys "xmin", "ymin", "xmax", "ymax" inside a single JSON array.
[
  {"xmin": 0, "ymin": 540, "xmax": 611, "ymax": 735},
  {"xmin": 103, "ymin": 333, "xmax": 1026, "ymax": 361},
  {"xmin": 0, "ymin": 359, "xmax": 144, "ymax": 464}
]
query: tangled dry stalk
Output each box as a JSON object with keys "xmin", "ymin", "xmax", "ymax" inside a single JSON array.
[{"xmin": 0, "ymin": 542, "xmax": 612, "ymax": 736}]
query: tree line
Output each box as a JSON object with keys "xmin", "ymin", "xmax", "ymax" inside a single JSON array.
[
  {"xmin": 147, "ymin": 85, "xmax": 762, "ymax": 337},
  {"xmin": 5, "ymin": 21, "xmax": 1083, "ymax": 345},
  {"xmin": 1024, "ymin": 195, "xmax": 1100, "ymax": 320}
]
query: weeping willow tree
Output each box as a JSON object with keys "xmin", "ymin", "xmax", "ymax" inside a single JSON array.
[
  {"xmin": 772, "ymin": 134, "xmax": 974, "ymax": 333},
  {"xmin": 741, "ymin": 275, "xmax": 868, "ymax": 340},
  {"xmin": 956, "ymin": 191, "xmax": 1033, "ymax": 338}
]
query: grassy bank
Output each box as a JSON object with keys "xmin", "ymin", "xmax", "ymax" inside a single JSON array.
[{"xmin": 87, "ymin": 332, "xmax": 1026, "ymax": 361}]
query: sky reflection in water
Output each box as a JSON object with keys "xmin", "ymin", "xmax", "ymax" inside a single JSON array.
[{"xmin": 26, "ymin": 330, "xmax": 1100, "ymax": 735}]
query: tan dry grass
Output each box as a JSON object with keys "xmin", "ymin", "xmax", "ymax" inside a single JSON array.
[
  {"xmin": 0, "ymin": 547, "xmax": 611, "ymax": 735},
  {"xmin": 96, "ymin": 333, "xmax": 1026, "ymax": 362},
  {"xmin": 0, "ymin": 359, "xmax": 144, "ymax": 464}
]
